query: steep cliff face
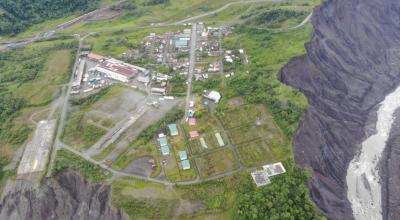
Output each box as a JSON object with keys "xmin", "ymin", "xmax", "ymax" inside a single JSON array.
[
  {"xmin": 279, "ymin": 0, "xmax": 400, "ymax": 219},
  {"xmin": 0, "ymin": 171, "xmax": 126, "ymax": 220}
]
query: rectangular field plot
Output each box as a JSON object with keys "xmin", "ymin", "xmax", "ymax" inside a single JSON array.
[
  {"xmin": 189, "ymin": 132, "xmax": 228, "ymax": 155},
  {"xmin": 169, "ymin": 125, "xmax": 188, "ymax": 152},
  {"xmin": 217, "ymin": 105, "xmax": 265, "ymax": 129},
  {"xmin": 183, "ymin": 109, "xmax": 227, "ymax": 155},
  {"xmin": 195, "ymin": 148, "xmax": 240, "ymax": 178},
  {"xmin": 163, "ymin": 154, "xmax": 197, "ymax": 182},
  {"xmin": 227, "ymin": 125, "xmax": 262, "ymax": 145},
  {"xmin": 237, "ymin": 140, "xmax": 274, "ymax": 167}
]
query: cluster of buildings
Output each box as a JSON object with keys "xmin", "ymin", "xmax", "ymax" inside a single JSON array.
[
  {"xmin": 185, "ymin": 99, "xmax": 225, "ymax": 150},
  {"xmin": 224, "ymin": 49, "xmax": 249, "ymax": 65},
  {"xmin": 158, "ymin": 123, "xmax": 191, "ymax": 170},
  {"xmin": 251, "ymin": 162, "xmax": 287, "ymax": 187},
  {"xmin": 71, "ymin": 52, "xmax": 150, "ymax": 94}
]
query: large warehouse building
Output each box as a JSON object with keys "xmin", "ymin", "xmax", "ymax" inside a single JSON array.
[{"xmin": 95, "ymin": 58, "xmax": 146, "ymax": 83}]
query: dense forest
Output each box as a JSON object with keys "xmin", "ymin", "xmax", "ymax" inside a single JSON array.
[
  {"xmin": 233, "ymin": 162, "xmax": 326, "ymax": 220},
  {"xmin": 0, "ymin": 0, "xmax": 99, "ymax": 35}
]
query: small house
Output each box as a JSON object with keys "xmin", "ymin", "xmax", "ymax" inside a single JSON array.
[
  {"xmin": 161, "ymin": 145, "xmax": 170, "ymax": 155},
  {"xmin": 168, "ymin": 124, "xmax": 179, "ymax": 136},
  {"xmin": 182, "ymin": 159, "xmax": 190, "ymax": 170},
  {"xmin": 179, "ymin": 151, "xmax": 187, "ymax": 160}
]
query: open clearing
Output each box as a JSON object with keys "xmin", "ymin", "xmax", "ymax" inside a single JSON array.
[{"xmin": 15, "ymin": 49, "xmax": 72, "ymax": 105}]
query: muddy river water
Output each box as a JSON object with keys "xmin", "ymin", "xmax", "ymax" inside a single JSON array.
[{"xmin": 347, "ymin": 86, "xmax": 400, "ymax": 220}]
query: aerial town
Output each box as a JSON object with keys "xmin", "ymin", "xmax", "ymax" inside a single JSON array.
[
  {"xmin": 15, "ymin": 22, "xmax": 285, "ymax": 189},
  {"xmin": 1, "ymin": 0, "xmax": 333, "ymax": 219}
]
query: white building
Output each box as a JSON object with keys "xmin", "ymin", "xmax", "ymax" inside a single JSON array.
[{"xmin": 204, "ymin": 91, "xmax": 221, "ymax": 103}]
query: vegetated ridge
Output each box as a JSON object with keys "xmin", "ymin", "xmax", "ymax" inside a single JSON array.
[
  {"xmin": 279, "ymin": 0, "xmax": 400, "ymax": 219},
  {"xmin": 0, "ymin": 0, "xmax": 99, "ymax": 36}
]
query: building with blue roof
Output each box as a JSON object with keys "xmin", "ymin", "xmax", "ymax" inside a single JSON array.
[
  {"xmin": 161, "ymin": 145, "xmax": 170, "ymax": 155},
  {"xmin": 168, "ymin": 124, "xmax": 179, "ymax": 136},
  {"xmin": 173, "ymin": 38, "xmax": 189, "ymax": 48},
  {"xmin": 182, "ymin": 159, "xmax": 190, "ymax": 170},
  {"xmin": 159, "ymin": 137, "xmax": 168, "ymax": 146},
  {"xmin": 179, "ymin": 151, "xmax": 187, "ymax": 160}
]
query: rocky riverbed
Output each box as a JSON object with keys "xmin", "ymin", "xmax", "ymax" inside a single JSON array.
[{"xmin": 279, "ymin": 0, "xmax": 400, "ymax": 219}]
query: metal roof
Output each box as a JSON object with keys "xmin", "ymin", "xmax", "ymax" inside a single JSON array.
[{"xmin": 182, "ymin": 159, "xmax": 190, "ymax": 170}]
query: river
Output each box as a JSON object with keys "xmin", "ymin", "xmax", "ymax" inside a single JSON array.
[{"xmin": 347, "ymin": 86, "xmax": 400, "ymax": 220}]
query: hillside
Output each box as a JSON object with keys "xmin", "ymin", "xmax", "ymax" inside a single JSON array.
[{"xmin": 0, "ymin": 0, "xmax": 99, "ymax": 36}]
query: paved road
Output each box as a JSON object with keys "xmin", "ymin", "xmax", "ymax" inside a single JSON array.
[
  {"xmin": 0, "ymin": 0, "xmax": 126, "ymax": 50},
  {"xmin": 60, "ymin": 141, "xmax": 251, "ymax": 186},
  {"xmin": 171, "ymin": 0, "xmax": 285, "ymax": 25},
  {"xmin": 46, "ymin": 34, "xmax": 91, "ymax": 177},
  {"xmin": 1, "ymin": 0, "xmax": 286, "ymax": 51},
  {"xmin": 14, "ymin": 0, "xmax": 293, "ymax": 184},
  {"xmin": 184, "ymin": 23, "xmax": 198, "ymax": 116}
]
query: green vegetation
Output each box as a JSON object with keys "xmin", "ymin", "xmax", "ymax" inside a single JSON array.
[
  {"xmin": 15, "ymin": 49, "xmax": 74, "ymax": 105},
  {"xmin": 0, "ymin": 0, "xmax": 99, "ymax": 35},
  {"xmin": 244, "ymin": 9, "xmax": 308, "ymax": 29},
  {"xmin": 143, "ymin": 0, "xmax": 170, "ymax": 6},
  {"xmin": 59, "ymin": 0, "xmax": 233, "ymax": 34},
  {"xmin": 195, "ymin": 148, "xmax": 239, "ymax": 178},
  {"xmin": 62, "ymin": 111, "xmax": 107, "ymax": 151},
  {"xmin": 112, "ymin": 177, "xmax": 179, "ymax": 219},
  {"xmin": 52, "ymin": 148, "xmax": 108, "ymax": 182},
  {"xmin": 62, "ymin": 87, "xmax": 115, "ymax": 151},
  {"xmin": 70, "ymin": 87, "xmax": 111, "ymax": 106},
  {"xmin": 93, "ymin": 143, "xmax": 117, "ymax": 161},
  {"xmin": 176, "ymin": 161, "xmax": 326, "ymax": 219},
  {"xmin": 112, "ymin": 108, "xmax": 183, "ymax": 171},
  {"xmin": 0, "ymin": 40, "xmax": 76, "ymax": 161},
  {"xmin": 233, "ymin": 162, "xmax": 326, "ymax": 220}
]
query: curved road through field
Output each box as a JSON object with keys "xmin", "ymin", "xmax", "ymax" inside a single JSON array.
[{"xmin": 1, "ymin": 0, "xmax": 286, "ymax": 50}]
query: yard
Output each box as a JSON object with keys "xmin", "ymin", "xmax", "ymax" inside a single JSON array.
[
  {"xmin": 195, "ymin": 148, "xmax": 240, "ymax": 178},
  {"xmin": 236, "ymin": 140, "xmax": 274, "ymax": 167},
  {"xmin": 183, "ymin": 108, "xmax": 227, "ymax": 155},
  {"xmin": 162, "ymin": 126, "xmax": 198, "ymax": 182}
]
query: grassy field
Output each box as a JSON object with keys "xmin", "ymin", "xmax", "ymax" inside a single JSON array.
[
  {"xmin": 195, "ymin": 148, "xmax": 239, "ymax": 178},
  {"xmin": 62, "ymin": 110, "xmax": 108, "ymax": 151},
  {"xmin": 183, "ymin": 106, "xmax": 227, "ymax": 155},
  {"xmin": 92, "ymin": 143, "xmax": 117, "ymax": 161},
  {"xmin": 15, "ymin": 49, "xmax": 73, "ymax": 106},
  {"xmin": 236, "ymin": 140, "xmax": 274, "ymax": 167},
  {"xmin": 0, "ymin": 39, "xmax": 77, "ymax": 166},
  {"xmin": 52, "ymin": 148, "xmax": 109, "ymax": 182},
  {"xmin": 111, "ymin": 177, "xmax": 179, "ymax": 219},
  {"xmin": 60, "ymin": 0, "xmax": 233, "ymax": 34},
  {"xmin": 62, "ymin": 85, "xmax": 143, "ymax": 152}
]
